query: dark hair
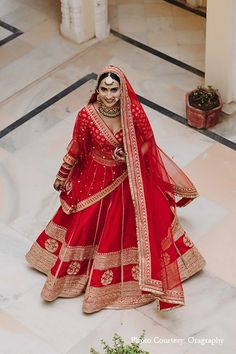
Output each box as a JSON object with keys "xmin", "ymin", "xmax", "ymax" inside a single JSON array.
[{"xmin": 96, "ymin": 72, "xmax": 120, "ymax": 88}]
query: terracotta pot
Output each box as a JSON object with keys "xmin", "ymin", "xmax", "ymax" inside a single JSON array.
[{"xmin": 186, "ymin": 91, "xmax": 223, "ymax": 129}]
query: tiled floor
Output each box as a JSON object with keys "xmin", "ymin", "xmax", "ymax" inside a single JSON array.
[
  {"xmin": 108, "ymin": 0, "xmax": 206, "ymax": 71},
  {"xmin": 0, "ymin": 1, "xmax": 236, "ymax": 354}
]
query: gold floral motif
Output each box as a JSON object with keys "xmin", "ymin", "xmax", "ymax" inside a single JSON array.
[
  {"xmin": 161, "ymin": 231, "xmax": 172, "ymax": 251},
  {"xmin": 183, "ymin": 235, "xmax": 193, "ymax": 248},
  {"xmin": 131, "ymin": 265, "xmax": 139, "ymax": 281},
  {"xmin": 45, "ymin": 239, "xmax": 59, "ymax": 253},
  {"xmin": 67, "ymin": 261, "xmax": 81, "ymax": 275},
  {"xmin": 101, "ymin": 270, "xmax": 113, "ymax": 286},
  {"xmin": 161, "ymin": 252, "xmax": 171, "ymax": 267}
]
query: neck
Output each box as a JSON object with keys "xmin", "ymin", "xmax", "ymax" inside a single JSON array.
[{"xmin": 98, "ymin": 101, "xmax": 120, "ymax": 118}]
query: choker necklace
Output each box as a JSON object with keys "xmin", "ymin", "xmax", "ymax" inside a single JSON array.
[{"xmin": 98, "ymin": 102, "xmax": 120, "ymax": 118}]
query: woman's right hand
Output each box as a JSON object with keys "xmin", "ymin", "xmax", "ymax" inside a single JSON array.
[{"xmin": 53, "ymin": 178, "xmax": 66, "ymax": 192}]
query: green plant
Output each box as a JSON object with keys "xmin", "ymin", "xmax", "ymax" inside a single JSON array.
[
  {"xmin": 90, "ymin": 331, "xmax": 149, "ymax": 354},
  {"xmin": 188, "ymin": 85, "xmax": 220, "ymax": 111}
]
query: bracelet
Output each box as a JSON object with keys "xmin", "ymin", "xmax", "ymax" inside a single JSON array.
[
  {"xmin": 63, "ymin": 153, "xmax": 77, "ymax": 166},
  {"xmin": 55, "ymin": 174, "xmax": 67, "ymax": 181}
]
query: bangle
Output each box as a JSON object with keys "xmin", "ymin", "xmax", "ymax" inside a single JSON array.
[
  {"xmin": 63, "ymin": 153, "xmax": 76, "ymax": 166},
  {"xmin": 56, "ymin": 174, "xmax": 67, "ymax": 181}
]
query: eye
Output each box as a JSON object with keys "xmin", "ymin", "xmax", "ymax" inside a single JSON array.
[
  {"xmin": 100, "ymin": 87, "xmax": 107, "ymax": 92},
  {"xmin": 111, "ymin": 88, "xmax": 118, "ymax": 92}
]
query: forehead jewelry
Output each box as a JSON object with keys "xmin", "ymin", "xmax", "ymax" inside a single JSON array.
[{"xmin": 104, "ymin": 73, "xmax": 114, "ymax": 85}]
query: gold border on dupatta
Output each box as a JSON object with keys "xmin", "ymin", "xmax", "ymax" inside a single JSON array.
[
  {"xmin": 103, "ymin": 66, "xmax": 185, "ymax": 307},
  {"xmin": 120, "ymin": 80, "xmax": 163, "ymax": 293},
  {"xmin": 173, "ymin": 185, "xmax": 199, "ymax": 199},
  {"xmin": 60, "ymin": 170, "xmax": 128, "ymax": 214}
]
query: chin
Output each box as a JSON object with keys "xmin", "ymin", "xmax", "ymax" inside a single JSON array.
[{"xmin": 102, "ymin": 101, "xmax": 117, "ymax": 108}]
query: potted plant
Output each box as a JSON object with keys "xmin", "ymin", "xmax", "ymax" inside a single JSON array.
[
  {"xmin": 186, "ymin": 85, "xmax": 223, "ymax": 129},
  {"xmin": 90, "ymin": 331, "xmax": 149, "ymax": 354}
]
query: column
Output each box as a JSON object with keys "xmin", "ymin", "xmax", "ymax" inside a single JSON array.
[
  {"xmin": 60, "ymin": 0, "xmax": 110, "ymax": 44},
  {"xmin": 205, "ymin": 0, "xmax": 236, "ymax": 112},
  {"xmin": 93, "ymin": 0, "xmax": 110, "ymax": 40},
  {"xmin": 60, "ymin": 0, "xmax": 84, "ymax": 43}
]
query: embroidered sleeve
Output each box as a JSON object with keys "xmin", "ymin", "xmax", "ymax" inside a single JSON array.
[
  {"xmin": 56, "ymin": 107, "xmax": 89, "ymax": 181},
  {"xmin": 132, "ymin": 103, "xmax": 154, "ymax": 142}
]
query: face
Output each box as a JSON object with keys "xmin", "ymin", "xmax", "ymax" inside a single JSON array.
[{"xmin": 97, "ymin": 77, "xmax": 121, "ymax": 108}]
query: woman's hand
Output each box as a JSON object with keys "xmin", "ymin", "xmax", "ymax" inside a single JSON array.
[
  {"xmin": 141, "ymin": 141, "xmax": 149, "ymax": 156},
  {"xmin": 113, "ymin": 147, "xmax": 126, "ymax": 162},
  {"xmin": 53, "ymin": 178, "xmax": 66, "ymax": 192}
]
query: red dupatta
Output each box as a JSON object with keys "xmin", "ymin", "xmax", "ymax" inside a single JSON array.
[{"xmin": 90, "ymin": 65, "xmax": 198, "ymax": 311}]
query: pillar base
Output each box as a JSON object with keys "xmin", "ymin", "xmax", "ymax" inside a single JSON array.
[
  {"xmin": 222, "ymin": 102, "xmax": 236, "ymax": 115},
  {"xmin": 60, "ymin": 25, "xmax": 84, "ymax": 44}
]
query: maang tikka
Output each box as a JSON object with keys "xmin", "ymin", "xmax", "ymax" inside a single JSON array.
[{"xmin": 104, "ymin": 73, "xmax": 114, "ymax": 85}]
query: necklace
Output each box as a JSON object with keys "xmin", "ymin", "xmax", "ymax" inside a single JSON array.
[{"xmin": 98, "ymin": 102, "xmax": 120, "ymax": 118}]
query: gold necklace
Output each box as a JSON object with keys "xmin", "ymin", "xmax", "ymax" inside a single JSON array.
[{"xmin": 98, "ymin": 102, "xmax": 120, "ymax": 118}]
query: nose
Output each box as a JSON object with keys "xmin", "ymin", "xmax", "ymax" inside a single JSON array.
[{"xmin": 106, "ymin": 90, "xmax": 112, "ymax": 99}]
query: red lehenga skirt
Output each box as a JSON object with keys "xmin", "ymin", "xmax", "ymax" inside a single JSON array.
[{"xmin": 26, "ymin": 174, "xmax": 205, "ymax": 313}]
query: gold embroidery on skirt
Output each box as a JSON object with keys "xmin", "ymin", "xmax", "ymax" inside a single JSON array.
[
  {"xmin": 101, "ymin": 270, "xmax": 113, "ymax": 286},
  {"xmin": 94, "ymin": 247, "xmax": 138, "ymax": 270},
  {"xmin": 45, "ymin": 239, "xmax": 59, "ymax": 253},
  {"xmin": 41, "ymin": 273, "xmax": 88, "ymax": 301},
  {"xmin": 59, "ymin": 244, "xmax": 96, "ymax": 262},
  {"xmin": 25, "ymin": 242, "xmax": 57, "ymax": 274},
  {"xmin": 83, "ymin": 281, "xmax": 156, "ymax": 313},
  {"xmin": 131, "ymin": 265, "xmax": 139, "ymax": 281},
  {"xmin": 183, "ymin": 235, "xmax": 194, "ymax": 248},
  {"xmin": 67, "ymin": 261, "xmax": 81, "ymax": 275},
  {"xmin": 45, "ymin": 221, "xmax": 67, "ymax": 242}
]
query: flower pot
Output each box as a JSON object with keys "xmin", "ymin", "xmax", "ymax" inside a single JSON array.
[{"xmin": 186, "ymin": 91, "xmax": 223, "ymax": 129}]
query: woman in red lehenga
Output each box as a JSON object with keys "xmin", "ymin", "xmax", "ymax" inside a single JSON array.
[{"xmin": 26, "ymin": 65, "xmax": 205, "ymax": 313}]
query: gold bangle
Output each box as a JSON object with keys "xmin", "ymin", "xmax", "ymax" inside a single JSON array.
[
  {"xmin": 56, "ymin": 175, "xmax": 67, "ymax": 181},
  {"xmin": 63, "ymin": 153, "xmax": 76, "ymax": 166}
]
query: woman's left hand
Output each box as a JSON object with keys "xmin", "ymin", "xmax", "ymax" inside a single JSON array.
[{"xmin": 113, "ymin": 147, "xmax": 126, "ymax": 162}]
